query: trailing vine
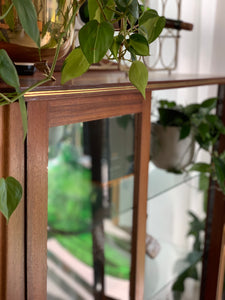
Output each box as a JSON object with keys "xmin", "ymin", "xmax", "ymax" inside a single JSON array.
[{"xmin": 0, "ymin": 0, "xmax": 165, "ymax": 220}]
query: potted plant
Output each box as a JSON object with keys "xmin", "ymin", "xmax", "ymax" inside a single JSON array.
[
  {"xmin": 150, "ymin": 98, "xmax": 225, "ymax": 297},
  {"xmin": 0, "ymin": 0, "xmax": 165, "ymax": 220},
  {"xmin": 150, "ymin": 98, "xmax": 225, "ymax": 194}
]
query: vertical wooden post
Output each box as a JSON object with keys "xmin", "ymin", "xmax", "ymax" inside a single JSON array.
[
  {"xmin": 200, "ymin": 85, "xmax": 225, "ymax": 300},
  {"xmin": 130, "ymin": 90, "xmax": 151, "ymax": 300},
  {"xmin": 0, "ymin": 103, "xmax": 25, "ymax": 300},
  {"xmin": 216, "ymin": 225, "xmax": 225, "ymax": 299},
  {"xmin": 26, "ymin": 101, "xmax": 49, "ymax": 300}
]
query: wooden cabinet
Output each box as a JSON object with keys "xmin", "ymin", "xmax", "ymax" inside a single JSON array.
[{"xmin": 0, "ymin": 71, "xmax": 225, "ymax": 299}]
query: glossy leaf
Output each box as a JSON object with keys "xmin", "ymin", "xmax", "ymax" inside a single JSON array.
[
  {"xmin": 200, "ymin": 97, "xmax": 217, "ymax": 110},
  {"xmin": 115, "ymin": 0, "xmax": 138, "ymax": 19},
  {"xmin": 187, "ymin": 212, "xmax": 205, "ymax": 240},
  {"xmin": 115, "ymin": 0, "xmax": 129, "ymax": 8},
  {"xmin": 0, "ymin": 177, "xmax": 22, "ymax": 221},
  {"xmin": 19, "ymin": 96, "xmax": 28, "ymax": 140},
  {"xmin": 61, "ymin": 47, "xmax": 90, "ymax": 84},
  {"xmin": 88, "ymin": 0, "xmax": 100, "ymax": 21},
  {"xmin": 189, "ymin": 162, "xmax": 211, "ymax": 173},
  {"xmin": 12, "ymin": 0, "xmax": 40, "ymax": 47},
  {"xmin": 127, "ymin": 0, "xmax": 139, "ymax": 20},
  {"xmin": 88, "ymin": 0, "xmax": 115, "ymax": 22},
  {"xmin": 128, "ymin": 34, "xmax": 149, "ymax": 56},
  {"xmin": 128, "ymin": 46, "xmax": 137, "ymax": 61},
  {"xmin": 110, "ymin": 34, "xmax": 124, "ymax": 59},
  {"xmin": 179, "ymin": 124, "xmax": 191, "ymax": 139},
  {"xmin": 213, "ymin": 157, "xmax": 225, "ymax": 193},
  {"xmin": 139, "ymin": 9, "xmax": 165, "ymax": 43},
  {"xmin": 2, "ymin": 2, "xmax": 14, "ymax": 30},
  {"xmin": 158, "ymin": 108, "xmax": 189, "ymax": 127},
  {"xmin": 183, "ymin": 103, "xmax": 200, "ymax": 115},
  {"xmin": 0, "ymin": 49, "xmax": 20, "ymax": 89},
  {"xmin": 0, "ymin": 50, "xmax": 27, "ymax": 138},
  {"xmin": 129, "ymin": 61, "xmax": 148, "ymax": 98},
  {"xmin": 104, "ymin": 0, "xmax": 115, "ymax": 21},
  {"xmin": 79, "ymin": 20, "xmax": 114, "ymax": 64}
]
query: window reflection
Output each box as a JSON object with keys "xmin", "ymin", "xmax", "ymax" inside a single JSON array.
[{"xmin": 47, "ymin": 116, "xmax": 134, "ymax": 299}]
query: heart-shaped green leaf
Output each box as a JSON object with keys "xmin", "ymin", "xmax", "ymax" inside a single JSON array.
[
  {"xmin": 110, "ymin": 34, "xmax": 124, "ymax": 59},
  {"xmin": 129, "ymin": 61, "xmax": 148, "ymax": 98},
  {"xmin": 139, "ymin": 9, "xmax": 165, "ymax": 44},
  {"xmin": 128, "ymin": 34, "xmax": 149, "ymax": 56},
  {"xmin": 0, "ymin": 49, "xmax": 20, "ymax": 89},
  {"xmin": 0, "ymin": 177, "xmax": 23, "ymax": 221},
  {"xmin": 79, "ymin": 20, "xmax": 114, "ymax": 64},
  {"xmin": 61, "ymin": 47, "xmax": 90, "ymax": 84},
  {"xmin": 0, "ymin": 50, "xmax": 27, "ymax": 139},
  {"xmin": 12, "ymin": 0, "xmax": 40, "ymax": 47}
]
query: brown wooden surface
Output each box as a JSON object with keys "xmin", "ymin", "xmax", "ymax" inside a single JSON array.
[
  {"xmin": 1, "ymin": 72, "xmax": 225, "ymax": 299},
  {"xmin": 200, "ymin": 84, "xmax": 225, "ymax": 300},
  {"xmin": 0, "ymin": 103, "xmax": 25, "ymax": 300},
  {"xmin": 23, "ymin": 72, "xmax": 225, "ymax": 93},
  {"xmin": 130, "ymin": 90, "xmax": 151, "ymax": 299},
  {"xmin": 26, "ymin": 102, "xmax": 49, "ymax": 300},
  {"xmin": 0, "ymin": 71, "xmax": 225, "ymax": 96},
  {"xmin": 216, "ymin": 225, "xmax": 225, "ymax": 299},
  {"xmin": 48, "ymin": 91, "xmax": 143, "ymax": 127}
]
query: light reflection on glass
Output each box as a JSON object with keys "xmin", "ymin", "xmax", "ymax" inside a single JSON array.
[{"xmin": 47, "ymin": 116, "xmax": 135, "ymax": 299}]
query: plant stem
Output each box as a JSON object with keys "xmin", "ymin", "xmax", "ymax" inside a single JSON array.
[
  {"xmin": 96, "ymin": 0, "xmax": 108, "ymax": 21},
  {"xmin": 49, "ymin": 5, "xmax": 80, "ymax": 76},
  {"xmin": 0, "ymin": 92, "xmax": 14, "ymax": 103},
  {"xmin": 0, "ymin": 3, "xmax": 13, "ymax": 20},
  {"xmin": 7, "ymin": 4, "xmax": 81, "ymax": 104},
  {"xmin": 105, "ymin": 5, "xmax": 123, "ymax": 16}
]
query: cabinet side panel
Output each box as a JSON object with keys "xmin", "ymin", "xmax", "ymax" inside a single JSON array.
[
  {"xmin": 201, "ymin": 84, "xmax": 225, "ymax": 300},
  {"xmin": 0, "ymin": 104, "xmax": 25, "ymax": 300}
]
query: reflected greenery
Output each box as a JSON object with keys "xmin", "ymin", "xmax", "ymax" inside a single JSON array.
[
  {"xmin": 48, "ymin": 120, "xmax": 133, "ymax": 280},
  {"xmin": 48, "ymin": 143, "xmax": 92, "ymax": 232}
]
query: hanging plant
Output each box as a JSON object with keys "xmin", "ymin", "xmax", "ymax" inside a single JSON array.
[{"xmin": 0, "ymin": 0, "xmax": 166, "ymax": 220}]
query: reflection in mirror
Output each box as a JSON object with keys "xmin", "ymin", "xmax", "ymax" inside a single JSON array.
[{"xmin": 47, "ymin": 115, "xmax": 135, "ymax": 299}]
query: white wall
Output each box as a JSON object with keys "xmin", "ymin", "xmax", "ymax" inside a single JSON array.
[{"xmin": 147, "ymin": 0, "xmax": 225, "ymax": 253}]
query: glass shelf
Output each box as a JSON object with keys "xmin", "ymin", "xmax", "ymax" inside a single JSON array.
[
  {"xmin": 47, "ymin": 116, "xmax": 202, "ymax": 299},
  {"xmin": 143, "ymin": 169, "xmax": 203, "ymax": 299},
  {"xmin": 147, "ymin": 162, "xmax": 199, "ymax": 201},
  {"xmin": 143, "ymin": 241, "xmax": 202, "ymax": 299},
  {"xmin": 111, "ymin": 162, "xmax": 199, "ymax": 218}
]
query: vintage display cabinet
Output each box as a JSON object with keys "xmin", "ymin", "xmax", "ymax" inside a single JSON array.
[{"xmin": 0, "ymin": 71, "xmax": 225, "ymax": 300}]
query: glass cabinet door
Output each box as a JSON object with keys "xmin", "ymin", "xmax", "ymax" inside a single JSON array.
[{"xmin": 47, "ymin": 115, "xmax": 135, "ymax": 299}]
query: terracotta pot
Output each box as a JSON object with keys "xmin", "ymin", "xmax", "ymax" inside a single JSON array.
[
  {"xmin": 150, "ymin": 123, "xmax": 195, "ymax": 171},
  {"xmin": 0, "ymin": 0, "xmax": 75, "ymax": 63}
]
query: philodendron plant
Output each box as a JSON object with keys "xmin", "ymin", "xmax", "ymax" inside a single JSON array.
[
  {"xmin": 0, "ymin": 0, "xmax": 165, "ymax": 220},
  {"xmin": 155, "ymin": 98, "xmax": 225, "ymax": 194}
]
